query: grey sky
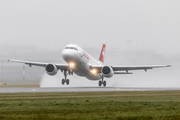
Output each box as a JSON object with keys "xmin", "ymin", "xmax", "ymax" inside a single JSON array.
[
  {"xmin": 0, "ymin": 0, "xmax": 180, "ymax": 54},
  {"xmin": 1, "ymin": 0, "xmax": 180, "ymax": 87}
]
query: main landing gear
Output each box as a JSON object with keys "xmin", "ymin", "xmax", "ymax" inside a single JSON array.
[
  {"xmin": 98, "ymin": 76, "xmax": 106, "ymax": 87},
  {"xmin": 62, "ymin": 70, "xmax": 73, "ymax": 85}
]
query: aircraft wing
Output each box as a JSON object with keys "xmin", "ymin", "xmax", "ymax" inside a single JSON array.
[
  {"xmin": 91, "ymin": 65, "xmax": 171, "ymax": 73},
  {"xmin": 8, "ymin": 59, "xmax": 68, "ymax": 70},
  {"xmin": 112, "ymin": 65, "xmax": 171, "ymax": 72}
]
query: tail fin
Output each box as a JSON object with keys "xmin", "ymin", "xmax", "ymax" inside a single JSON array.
[{"xmin": 99, "ymin": 41, "xmax": 106, "ymax": 64}]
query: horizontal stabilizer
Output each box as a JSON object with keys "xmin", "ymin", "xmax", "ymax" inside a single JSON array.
[{"xmin": 114, "ymin": 72, "xmax": 133, "ymax": 74}]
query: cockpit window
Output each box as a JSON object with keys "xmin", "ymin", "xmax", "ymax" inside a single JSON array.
[
  {"xmin": 74, "ymin": 48, "xmax": 78, "ymax": 51},
  {"xmin": 65, "ymin": 47, "xmax": 78, "ymax": 51}
]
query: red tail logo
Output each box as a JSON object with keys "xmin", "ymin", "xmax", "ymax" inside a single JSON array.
[{"xmin": 99, "ymin": 42, "xmax": 106, "ymax": 63}]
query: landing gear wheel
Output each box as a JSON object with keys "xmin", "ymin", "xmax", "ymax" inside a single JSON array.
[
  {"xmin": 62, "ymin": 79, "xmax": 65, "ymax": 85},
  {"xmin": 66, "ymin": 79, "xmax": 69, "ymax": 85},
  {"xmin": 99, "ymin": 81, "xmax": 102, "ymax": 86},
  {"xmin": 62, "ymin": 70, "xmax": 71, "ymax": 85},
  {"xmin": 103, "ymin": 81, "xmax": 106, "ymax": 87}
]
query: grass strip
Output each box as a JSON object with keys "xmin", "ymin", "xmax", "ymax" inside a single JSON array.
[{"xmin": 0, "ymin": 91, "xmax": 180, "ymax": 119}]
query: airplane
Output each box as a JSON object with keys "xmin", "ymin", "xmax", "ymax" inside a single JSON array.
[{"xmin": 8, "ymin": 42, "xmax": 171, "ymax": 87}]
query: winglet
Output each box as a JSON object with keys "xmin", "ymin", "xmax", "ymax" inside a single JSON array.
[{"xmin": 99, "ymin": 41, "xmax": 106, "ymax": 64}]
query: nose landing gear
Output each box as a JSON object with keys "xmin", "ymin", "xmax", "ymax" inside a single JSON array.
[
  {"xmin": 62, "ymin": 79, "xmax": 69, "ymax": 85},
  {"xmin": 61, "ymin": 62, "xmax": 74, "ymax": 85},
  {"xmin": 62, "ymin": 70, "xmax": 72, "ymax": 85}
]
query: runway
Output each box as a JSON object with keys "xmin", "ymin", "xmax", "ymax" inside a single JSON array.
[{"xmin": 0, "ymin": 87, "xmax": 180, "ymax": 93}]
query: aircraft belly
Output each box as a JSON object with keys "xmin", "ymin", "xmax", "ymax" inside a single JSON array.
[
  {"xmin": 74, "ymin": 63, "xmax": 101, "ymax": 80},
  {"xmin": 74, "ymin": 62, "xmax": 88, "ymax": 76},
  {"xmin": 86, "ymin": 75, "xmax": 101, "ymax": 80},
  {"xmin": 74, "ymin": 69, "xmax": 85, "ymax": 76},
  {"xmin": 74, "ymin": 70, "xmax": 101, "ymax": 80},
  {"xmin": 71, "ymin": 52, "xmax": 101, "ymax": 80}
]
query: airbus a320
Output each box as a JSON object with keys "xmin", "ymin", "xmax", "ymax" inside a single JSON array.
[{"xmin": 8, "ymin": 42, "xmax": 170, "ymax": 87}]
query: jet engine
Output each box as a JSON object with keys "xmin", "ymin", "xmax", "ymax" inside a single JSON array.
[
  {"xmin": 45, "ymin": 64, "xmax": 58, "ymax": 76},
  {"xmin": 101, "ymin": 66, "xmax": 114, "ymax": 78}
]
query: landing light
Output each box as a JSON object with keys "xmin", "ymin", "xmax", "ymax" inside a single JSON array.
[
  {"xmin": 69, "ymin": 63, "xmax": 75, "ymax": 68},
  {"xmin": 91, "ymin": 69, "xmax": 97, "ymax": 74}
]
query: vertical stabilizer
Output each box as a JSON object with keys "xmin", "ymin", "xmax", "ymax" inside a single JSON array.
[{"xmin": 99, "ymin": 41, "xmax": 106, "ymax": 64}]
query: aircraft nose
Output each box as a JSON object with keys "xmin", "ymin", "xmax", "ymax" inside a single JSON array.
[{"xmin": 62, "ymin": 49, "xmax": 74, "ymax": 62}]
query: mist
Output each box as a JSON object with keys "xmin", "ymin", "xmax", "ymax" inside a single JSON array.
[
  {"xmin": 40, "ymin": 72, "xmax": 98, "ymax": 88},
  {"xmin": 0, "ymin": 0, "xmax": 180, "ymax": 88}
]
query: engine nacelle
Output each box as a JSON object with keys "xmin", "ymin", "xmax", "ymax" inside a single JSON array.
[
  {"xmin": 45, "ymin": 64, "xmax": 58, "ymax": 76},
  {"xmin": 101, "ymin": 66, "xmax": 114, "ymax": 78}
]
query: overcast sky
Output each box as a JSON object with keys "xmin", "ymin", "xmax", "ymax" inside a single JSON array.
[
  {"xmin": 0, "ymin": 0, "xmax": 180, "ymax": 54},
  {"xmin": 1, "ymin": 0, "xmax": 180, "ymax": 87}
]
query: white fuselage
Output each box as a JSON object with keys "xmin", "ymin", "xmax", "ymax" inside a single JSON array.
[{"xmin": 62, "ymin": 44, "xmax": 102, "ymax": 80}]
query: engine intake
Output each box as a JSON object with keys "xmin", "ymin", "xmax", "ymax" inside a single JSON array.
[
  {"xmin": 45, "ymin": 64, "xmax": 58, "ymax": 76},
  {"xmin": 101, "ymin": 66, "xmax": 114, "ymax": 78}
]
